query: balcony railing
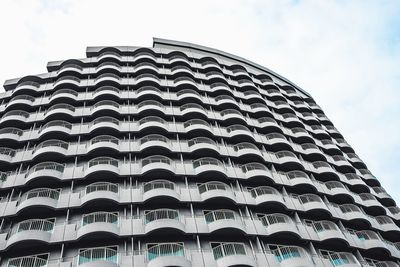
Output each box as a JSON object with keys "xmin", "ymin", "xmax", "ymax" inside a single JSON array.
[
  {"xmin": 25, "ymin": 188, "xmax": 60, "ymax": 200},
  {"xmin": 198, "ymin": 181, "xmax": 229, "ymax": 194},
  {"xmin": 204, "ymin": 210, "xmax": 235, "ymax": 224},
  {"xmin": 82, "ymin": 212, "xmax": 118, "ymax": 226},
  {"xmin": 84, "ymin": 182, "xmax": 118, "ymax": 195},
  {"xmin": 78, "ymin": 246, "xmax": 118, "ymax": 265},
  {"xmin": 7, "ymin": 255, "xmax": 47, "ymax": 267},
  {"xmin": 212, "ymin": 243, "xmax": 246, "ymax": 260},
  {"xmin": 144, "ymin": 209, "xmax": 179, "ymax": 224},
  {"xmin": 147, "ymin": 243, "xmax": 185, "ymax": 261},
  {"xmin": 143, "ymin": 180, "xmax": 175, "ymax": 193},
  {"xmin": 15, "ymin": 218, "xmax": 54, "ymax": 234}
]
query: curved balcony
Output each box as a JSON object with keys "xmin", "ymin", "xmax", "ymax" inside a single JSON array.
[
  {"xmin": 94, "ymin": 73, "xmax": 121, "ymax": 85},
  {"xmin": 188, "ymin": 137, "xmax": 219, "ymax": 155},
  {"xmin": 176, "ymin": 89, "xmax": 202, "ymax": 102},
  {"xmin": 215, "ymin": 95, "xmax": 239, "ymax": 108},
  {"xmin": 14, "ymin": 81, "xmax": 40, "ymax": 93},
  {"xmin": 147, "ymin": 243, "xmax": 190, "ymax": 267},
  {"xmin": 312, "ymin": 161, "xmax": 338, "ymax": 180},
  {"xmin": 0, "ymin": 147, "xmax": 15, "ymax": 162},
  {"xmin": 137, "ymin": 86, "xmax": 163, "ymax": 100},
  {"xmin": 50, "ymin": 88, "xmax": 78, "ymax": 103},
  {"xmin": 271, "ymin": 246, "xmax": 312, "ymax": 267},
  {"xmin": 300, "ymin": 143, "xmax": 324, "ymax": 158},
  {"xmin": 98, "ymin": 51, "xmax": 122, "ymax": 61},
  {"xmin": 58, "ymin": 63, "xmax": 84, "ymax": 74},
  {"xmin": 241, "ymin": 162, "xmax": 271, "ymax": 180},
  {"xmin": 40, "ymin": 120, "xmax": 72, "ymax": 136},
  {"xmin": 88, "ymin": 135, "xmax": 119, "ymax": 153},
  {"xmin": 26, "ymin": 162, "xmax": 64, "ymax": 183},
  {"xmin": 0, "ymin": 127, "xmax": 23, "ymax": 141},
  {"xmin": 81, "ymin": 182, "xmax": 119, "ymax": 205},
  {"xmin": 220, "ymin": 109, "xmax": 246, "ymax": 123},
  {"xmin": 139, "ymin": 134, "xmax": 171, "ymax": 152},
  {"xmin": 198, "ymin": 181, "xmax": 235, "ymax": 202},
  {"xmin": 7, "ymin": 218, "xmax": 54, "ymax": 247},
  {"xmin": 298, "ymin": 194, "xmax": 328, "ymax": 213},
  {"xmin": 142, "ymin": 155, "xmax": 174, "ymax": 174},
  {"xmin": 143, "ymin": 180, "xmax": 179, "ymax": 202},
  {"xmin": 259, "ymin": 213, "xmax": 298, "ymax": 236},
  {"xmin": 7, "ymin": 255, "xmax": 48, "ymax": 267},
  {"xmin": 45, "ymin": 103, "xmax": 75, "ymax": 118},
  {"xmin": 243, "ymin": 90, "xmax": 262, "ymax": 101},
  {"xmin": 356, "ymin": 230, "xmax": 386, "ymax": 250},
  {"xmin": 92, "ymin": 86, "xmax": 120, "ymax": 101},
  {"xmin": 180, "ymin": 103, "xmax": 207, "ymax": 117},
  {"xmin": 344, "ymin": 173, "xmax": 367, "ymax": 188},
  {"xmin": 233, "ymin": 142, "xmax": 262, "ymax": 159},
  {"xmin": 290, "ymin": 127, "xmax": 312, "ymax": 140},
  {"xmin": 286, "ymin": 170, "xmax": 314, "ymax": 188},
  {"xmin": 184, "ymin": 119, "xmax": 212, "ymax": 134},
  {"xmin": 281, "ymin": 113, "xmax": 301, "ymax": 125},
  {"xmin": 265, "ymin": 133, "xmax": 290, "ymax": 148},
  {"xmin": 249, "ymin": 186, "xmax": 284, "ymax": 207},
  {"xmin": 144, "ymin": 209, "xmax": 184, "ymax": 234},
  {"xmin": 359, "ymin": 193, "xmax": 383, "ymax": 211},
  {"xmin": 275, "ymin": 150, "xmax": 302, "ymax": 168},
  {"xmin": 96, "ymin": 62, "xmax": 122, "ymax": 72},
  {"xmin": 77, "ymin": 212, "xmax": 119, "ymax": 239},
  {"xmin": 174, "ymin": 76, "xmax": 197, "ymax": 88},
  {"xmin": 376, "ymin": 216, "xmax": 400, "ymax": 233},
  {"xmin": 206, "ymin": 71, "xmax": 226, "ymax": 81},
  {"xmin": 210, "ymin": 82, "xmax": 231, "ymax": 95},
  {"xmin": 86, "ymin": 157, "xmax": 119, "ymax": 176},
  {"xmin": 193, "ymin": 157, "xmax": 225, "ymax": 175},
  {"xmin": 309, "ymin": 220, "xmax": 346, "ymax": 242},
  {"xmin": 339, "ymin": 204, "xmax": 369, "ymax": 225},
  {"xmin": 33, "ymin": 139, "xmax": 69, "ymax": 158},
  {"xmin": 78, "ymin": 246, "xmax": 118, "ymax": 267},
  {"xmin": 1, "ymin": 110, "xmax": 29, "ymax": 124},
  {"xmin": 257, "ymin": 117, "xmax": 279, "ymax": 130},
  {"xmin": 202, "ymin": 60, "xmax": 222, "ymax": 70},
  {"xmin": 54, "ymin": 75, "xmax": 80, "ymax": 87},
  {"xmin": 17, "ymin": 188, "xmax": 60, "ymax": 212},
  {"xmin": 8, "ymin": 94, "xmax": 35, "ymax": 108},
  {"xmin": 212, "ymin": 243, "xmax": 255, "ymax": 267},
  {"xmin": 320, "ymin": 251, "xmax": 360, "ymax": 267},
  {"xmin": 91, "ymin": 100, "xmax": 120, "ymax": 115},
  {"xmin": 204, "ymin": 209, "xmax": 245, "ymax": 234},
  {"xmin": 324, "ymin": 181, "xmax": 351, "ymax": 199},
  {"xmin": 137, "ymin": 100, "xmax": 166, "ymax": 115},
  {"xmin": 134, "ymin": 51, "xmax": 157, "ymax": 62},
  {"xmin": 135, "ymin": 74, "xmax": 161, "ymax": 86},
  {"xmin": 139, "ymin": 116, "xmax": 168, "ymax": 132}
]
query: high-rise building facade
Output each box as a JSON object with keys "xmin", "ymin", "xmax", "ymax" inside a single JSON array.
[{"xmin": 0, "ymin": 38, "xmax": 398, "ymax": 267}]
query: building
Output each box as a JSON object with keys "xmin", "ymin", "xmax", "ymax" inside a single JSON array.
[{"xmin": 0, "ymin": 38, "xmax": 399, "ymax": 267}]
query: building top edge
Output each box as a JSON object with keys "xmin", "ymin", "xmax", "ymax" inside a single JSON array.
[{"xmin": 3, "ymin": 38, "xmax": 312, "ymax": 99}]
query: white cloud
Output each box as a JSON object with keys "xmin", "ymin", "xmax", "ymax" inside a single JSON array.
[{"xmin": 0, "ymin": 0, "xmax": 399, "ymax": 201}]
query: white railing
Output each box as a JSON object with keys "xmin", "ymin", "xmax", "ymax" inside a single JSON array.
[
  {"xmin": 143, "ymin": 180, "xmax": 175, "ymax": 193},
  {"xmin": 272, "ymin": 246, "xmax": 303, "ymax": 262},
  {"xmin": 29, "ymin": 162, "xmax": 64, "ymax": 174},
  {"xmin": 78, "ymin": 246, "xmax": 118, "ymax": 265},
  {"xmin": 8, "ymin": 255, "xmax": 47, "ymax": 267},
  {"xmin": 147, "ymin": 243, "xmax": 185, "ymax": 261},
  {"xmin": 198, "ymin": 181, "xmax": 228, "ymax": 194},
  {"xmin": 212, "ymin": 243, "xmax": 246, "ymax": 260},
  {"xmin": 82, "ymin": 212, "xmax": 118, "ymax": 226},
  {"xmin": 193, "ymin": 157, "xmax": 223, "ymax": 168},
  {"xmin": 144, "ymin": 209, "xmax": 179, "ymax": 224},
  {"xmin": 14, "ymin": 218, "xmax": 54, "ymax": 234},
  {"xmin": 142, "ymin": 155, "xmax": 172, "ymax": 166},
  {"xmin": 84, "ymin": 182, "xmax": 118, "ymax": 195},
  {"xmin": 260, "ymin": 213, "xmax": 290, "ymax": 226},
  {"xmin": 241, "ymin": 162, "xmax": 267, "ymax": 173},
  {"xmin": 88, "ymin": 157, "xmax": 118, "ymax": 168},
  {"xmin": 250, "ymin": 186, "xmax": 278, "ymax": 198},
  {"xmin": 25, "ymin": 188, "xmax": 60, "ymax": 200},
  {"xmin": 204, "ymin": 210, "xmax": 235, "ymax": 224},
  {"xmin": 90, "ymin": 135, "xmax": 119, "ymax": 145}
]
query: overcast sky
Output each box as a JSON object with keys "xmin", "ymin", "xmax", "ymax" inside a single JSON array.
[{"xmin": 0, "ymin": 0, "xmax": 399, "ymax": 202}]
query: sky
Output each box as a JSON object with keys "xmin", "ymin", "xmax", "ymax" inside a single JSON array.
[{"xmin": 0, "ymin": 0, "xmax": 399, "ymax": 202}]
